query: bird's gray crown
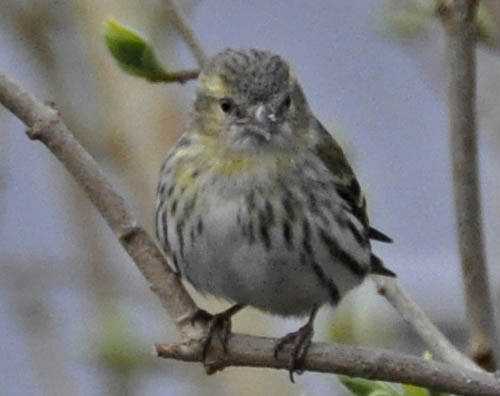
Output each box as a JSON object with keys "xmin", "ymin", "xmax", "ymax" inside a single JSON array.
[{"xmin": 204, "ymin": 48, "xmax": 290, "ymax": 102}]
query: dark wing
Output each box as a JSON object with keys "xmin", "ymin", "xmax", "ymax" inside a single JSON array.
[
  {"xmin": 368, "ymin": 227, "xmax": 392, "ymax": 243},
  {"xmin": 313, "ymin": 120, "xmax": 395, "ymax": 277},
  {"xmin": 313, "ymin": 120, "xmax": 387, "ymax": 236},
  {"xmin": 371, "ymin": 254, "xmax": 396, "ymax": 277}
]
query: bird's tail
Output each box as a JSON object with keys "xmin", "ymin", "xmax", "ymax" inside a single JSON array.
[{"xmin": 370, "ymin": 254, "xmax": 396, "ymax": 277}]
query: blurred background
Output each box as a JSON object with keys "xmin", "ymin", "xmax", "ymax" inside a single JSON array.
[{"xmin": 1, "ymin": 0, "xmax": 500, "ymax": 395}]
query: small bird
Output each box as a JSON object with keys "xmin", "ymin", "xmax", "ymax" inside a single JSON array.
[{"xmin": 155, "ymin": 48, "xmax": 395, "ymax": 381}]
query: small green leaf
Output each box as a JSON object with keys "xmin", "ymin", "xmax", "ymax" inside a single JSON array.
[
  {"xmin": 401, "ymin": 384, "xmax": 430, "ymax": 396},
  {"xmin": 104, "ymin": 18, "xmax": 170, "ymax": 82},
  {"xmin": 338, "ymin": 376, "xmax": 401, "ymax": 396}
]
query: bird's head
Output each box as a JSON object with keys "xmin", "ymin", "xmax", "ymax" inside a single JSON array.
[{"xmin": 191, "ymin": 48, "xmax": 312, "ymax": 154}]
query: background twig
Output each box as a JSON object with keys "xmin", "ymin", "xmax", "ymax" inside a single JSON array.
[
  {"xmin": 439, "ymin": 0, "xmax": 498, "ymax": 371},
  {"xmin": 161, "ymin": 0, "xmax": 207, "ymax": 66},
  {"xmin": 375, "ymin": 277, "xmax": 479, "ymax": 371}
]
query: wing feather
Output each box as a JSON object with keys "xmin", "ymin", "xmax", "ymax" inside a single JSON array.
[{"xmin": 313, "ymin": 119, "xmax": 393, "ymax": 245}]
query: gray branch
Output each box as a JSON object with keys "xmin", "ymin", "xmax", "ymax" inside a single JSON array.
[
  {"xmin": 156, "ymin": 333, "xmax": 500, "ymax": 396},
  {"xmin": 439, "ymin": 0, "xmax": 498, "ymax": 371},
  {"xmin": 375, "ymin": 277, "xmax": 480, "ymax": 372},
  {"xmin": 0, "ymin": 68, "xmax": 201, "ymax": 340}
]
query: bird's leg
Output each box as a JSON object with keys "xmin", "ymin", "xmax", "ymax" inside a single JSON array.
[
  {"xmin": 274, "ymin": 305, "xmax": 319, "ymax": 383},
  {"xmin": 189, "ymin": 304, "xmax": 245, "ymax": 361}
]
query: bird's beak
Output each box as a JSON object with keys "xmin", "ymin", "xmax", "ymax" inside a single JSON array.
[
  {"xmin": 252, "ymin": 104, "xmax": 275, "ymax": 141},
  {"xmin": 234, "ymin": 105, "xmax": 276, "ymax": 141}
]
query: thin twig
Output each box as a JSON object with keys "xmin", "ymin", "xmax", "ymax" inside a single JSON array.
[
  {"xmin": 165, "ymin": 68, "xmax": 200, "ymax": 83},
  {"xmin": 438, "ymin": 0, "xmax": 498, "ymax": 371},
  {"xmin": 375, "ymin": 277, "xmax": 480, "ymax": 372},
  {"xmin": 1, "ymin": 66, "xmax": 499, "ymax": 394},
  {"xmin": 155, "ymin": 333, "xmax": 500, "ymax": 396},
  {"xmin": 161, "ymin": 0, "xmax": 207, "ymax": 66}
]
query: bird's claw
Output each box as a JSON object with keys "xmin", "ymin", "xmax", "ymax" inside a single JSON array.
[
  {"xmin": 188, "ymin": 305, "xmax": 243, "ymax": 364},
  {"xmin": 189, "ymin": 308, "xmax": 213, "ymax": 326},
  {"xmin": 274, "ymin": 321, "xmax": 314, "ymax": 383}
]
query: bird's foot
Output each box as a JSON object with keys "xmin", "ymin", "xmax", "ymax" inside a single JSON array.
[
  {"xmin": 274, "ymin": 305, "xmax": 319, "ymax": 383},
  {"xmin": 274, "ymin": 321, "xmax": 314, "ymax": 383},
  {"xmin": 189, "ymin": 304, "xmax": 244, "ymax": 362}
]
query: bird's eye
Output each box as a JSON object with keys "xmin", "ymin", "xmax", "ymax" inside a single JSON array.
[
  {"xmin": 219, "ymin": 98, "xmax": 234, "ymax": 113},
  {"xmin": 282, "ymin": 95, "xmax": 292, "ymax": 110}
]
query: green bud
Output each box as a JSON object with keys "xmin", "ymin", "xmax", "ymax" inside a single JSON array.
[{"xmin": 104, "ymin": 18, "xmax": 170, "ymax": 82}]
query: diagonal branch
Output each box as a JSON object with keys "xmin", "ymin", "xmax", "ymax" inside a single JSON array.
[
  {"xmin": 0, "ymin": 68, "xmax": 201, "ymax": 340},
  {"xmin": 375, "ymin": 277, "xmax": 480, "ymax": 372}
]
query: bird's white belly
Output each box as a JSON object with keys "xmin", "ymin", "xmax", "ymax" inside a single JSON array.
[{"xmin": 172, "ymin": 198, "xmax": 365, "ymax": 316}]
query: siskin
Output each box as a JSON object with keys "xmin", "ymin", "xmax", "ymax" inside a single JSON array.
[{"xmin": 155, "ymin": 48, "xmax": 395, "ymax": 381}]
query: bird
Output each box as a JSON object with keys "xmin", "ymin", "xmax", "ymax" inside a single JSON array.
[{"xmin": 155, "ymin": 48, "xmax": 395, "ymax": 382}]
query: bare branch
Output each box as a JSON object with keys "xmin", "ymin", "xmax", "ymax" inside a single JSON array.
[
  {"xmin": 155, "ymin": 333, "xmax": 500, "ymax": 396},
  {"xmin": 161, "ymin": 0, "xmax": 207, "ymax": 66},
  {"xmin": 375, "ymin": 277, "xmax": 480, "ymax": 372},
  {"xmin": 0, "ymin": 69, "xmax": 201, "ymax": 340},
  {"xmin": 438, "ymin": 0, "xmax": 498, "ymax": 371}
]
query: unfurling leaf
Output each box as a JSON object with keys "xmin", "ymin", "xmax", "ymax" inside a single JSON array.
[{"xmin": 104, "ymin": 18, "xmax": 170, "ymax": 82}]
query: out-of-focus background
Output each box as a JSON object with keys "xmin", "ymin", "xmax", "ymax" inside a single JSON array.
[{"xmin": 1, "ymin": 0, "xmax": 500, "ymax": 395}]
